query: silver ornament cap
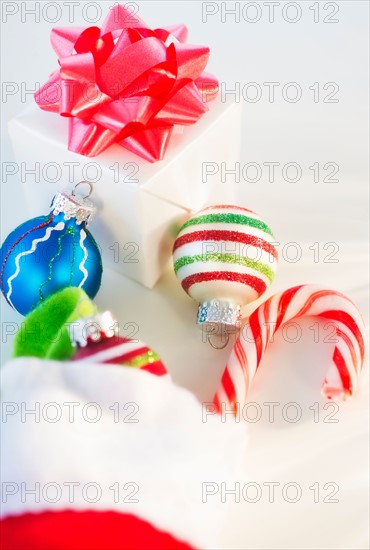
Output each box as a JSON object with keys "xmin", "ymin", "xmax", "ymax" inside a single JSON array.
[
  {"xmin": 69, "ymin": 311, "xmax": 118, "ymax": 348},
  {"xmin": 197, "ymin": 299, "xmax": 242, "ymax": 331},
  {"xmin": 51, "ymin": 181, "xmax": 96, "ymax": 226}
]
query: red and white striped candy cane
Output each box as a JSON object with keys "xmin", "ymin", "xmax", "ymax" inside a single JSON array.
[{"xmin": 214, "ymin": 284, "xmax": 366, "ymax": 415}]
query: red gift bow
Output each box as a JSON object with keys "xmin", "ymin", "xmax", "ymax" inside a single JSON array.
[{"xmin": 35, "ymin": 4, "xmax": 219, "ymax": 162}]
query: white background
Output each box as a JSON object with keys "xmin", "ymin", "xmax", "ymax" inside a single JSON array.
[{"xmin": 1, "ymin": 1, "xmax": 369, "ymax": 548}]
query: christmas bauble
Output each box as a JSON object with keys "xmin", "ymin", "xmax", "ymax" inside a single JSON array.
[
  {"xmin": 70, "ymin": 311, "xmax": 167, "ymax": 376},
  {"xmin": 0, "ymin": 187, "xmax": 102, "ymax": 316},
  {"xmin": 173, "ymin": 205, "xmax": 278, "ymax": 329}
]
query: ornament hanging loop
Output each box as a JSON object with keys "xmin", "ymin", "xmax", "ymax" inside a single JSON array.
[
  {"xmin": 72, "ymin": 180, "xmax": 93, "ymax": 199},
  {"xmin": 209, "ymin": 333, "xmax": 229, "ymax": 349},
  {"xmin": 204, "ymin": 328, "xmax": 230, "ymax": 350}
]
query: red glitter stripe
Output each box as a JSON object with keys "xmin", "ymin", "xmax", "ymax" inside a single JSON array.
[
  {"xmin": 141, "ymin": 361, "xmax": 167, "ymax": 375},
  {"xmin": 0, "ymin": 215, "xmax": 54, "ymax": 303},
  {"xmin": 332, "ymin": 346, "xmax": 352, "ymax": 393},
  {"xmin": 101, "ymin": 346, "xmax": 150, "ymax": 365},
  {"xmin": 181, "ymin": 271, "xmax": 267, "ymax": 295},
  {"xmin": 73, "ymin": 338, "xmax": 132, "ymax": 360},
  {"xmin": 173, "ymin": 229, "xmax": 278, "ymax": 258},
  {"xmin": 318, "ymin": 310, "xmax": 365, "ymax": 364},
  {"xmin": 221, "ymin": 367, "xmax": 238, "ymax": 415}
]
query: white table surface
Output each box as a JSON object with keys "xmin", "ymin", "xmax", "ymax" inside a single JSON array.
[{"xmin": 1, "ymin": 2, "xmax": 369, "ymax": 548}]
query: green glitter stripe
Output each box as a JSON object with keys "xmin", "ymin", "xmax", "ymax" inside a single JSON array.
[
  {"xmin": 174, "ymin": 253, "xmax": 275, "ymax": 281},
  {"xmin": 126, "ymin": 350, "xmax": 161, "ymax": 369},
  {"xmin": 38, "ymin": 227, "xmax": 75, "ymax": 302},
  {"xmin": 180, "ymin": 214, "xmax": 273, "ymax": 236},
  {"xmin": 69, "ymin": 227, "xmax": 77, "ymax": 285}
]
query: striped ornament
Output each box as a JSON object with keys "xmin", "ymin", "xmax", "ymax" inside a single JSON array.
[
  {"xmin": 72, "ymin": 336, "xmax": 167, "ymax": 376},
  {"xmin": 214, "ymin": 284, "xmax": 366, "ymax": 415},
  {"xmin": 173, "ymin": 205, "xmax": 278, "ymax": 306}
]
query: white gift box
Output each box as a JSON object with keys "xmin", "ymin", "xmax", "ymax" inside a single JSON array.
[{"xmin": 8, "ymin": 97, "xmax": 242, "ymax": 288}]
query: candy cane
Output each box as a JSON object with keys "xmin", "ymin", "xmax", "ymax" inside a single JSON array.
[{"xmin": 214, "ymin": 285, "xmax": 366, "ymax": 415}]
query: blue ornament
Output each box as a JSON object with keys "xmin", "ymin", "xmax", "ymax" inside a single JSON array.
[{"xmin": 0, "ymin": 182, "xmax": 102, "ymax": 316}]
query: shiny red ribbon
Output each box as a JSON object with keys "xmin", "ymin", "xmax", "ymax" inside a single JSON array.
[{"xmin": 35, "ymin": 5, "xmax": 218, "ymax": 162}]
